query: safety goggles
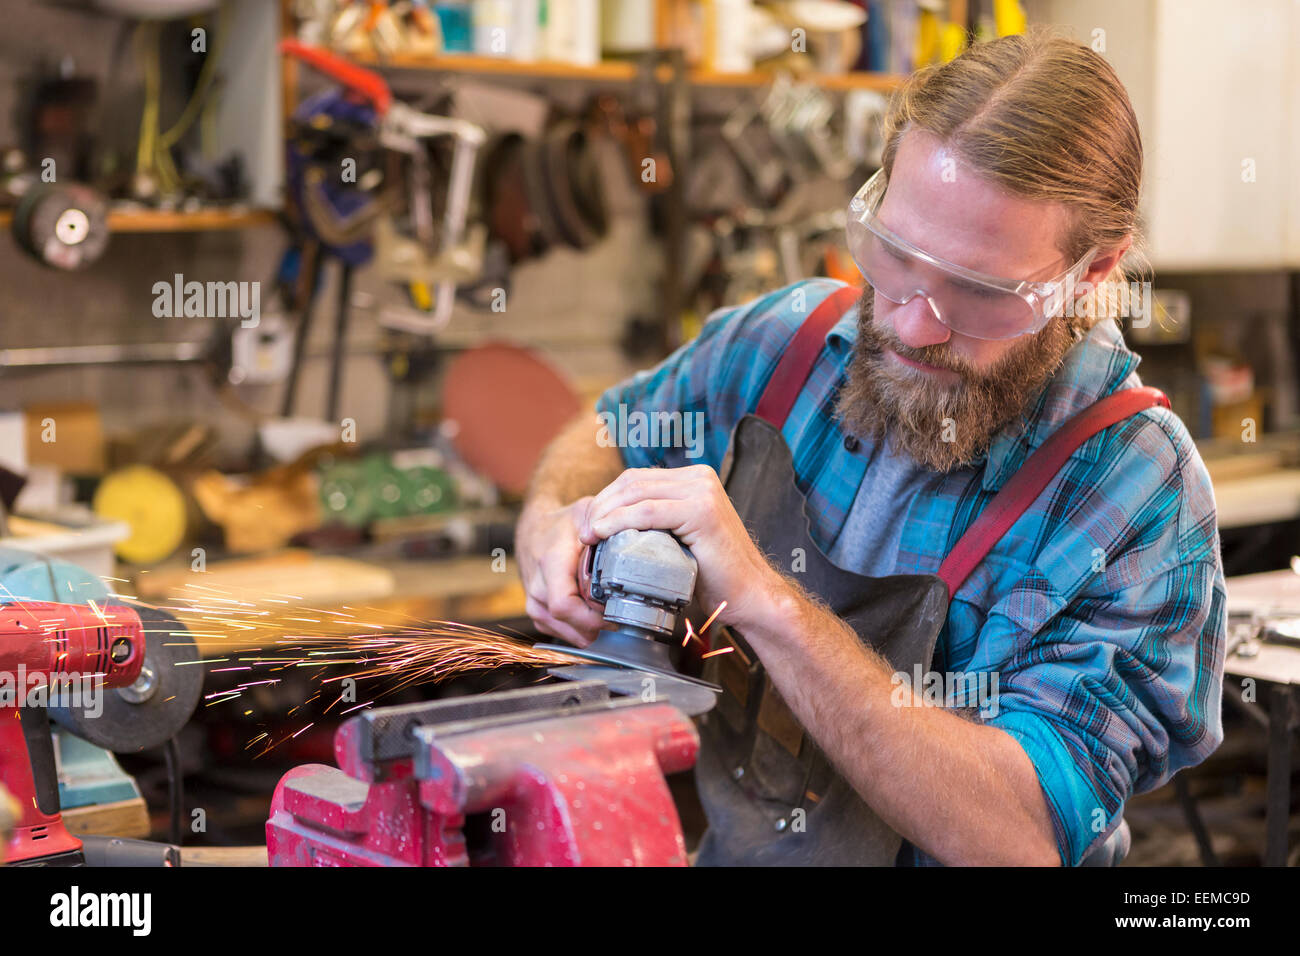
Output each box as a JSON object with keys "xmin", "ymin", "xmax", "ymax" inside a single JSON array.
[{"xmin": 846, "ymin": 168, "xmax": 1098, "ymax": 341}]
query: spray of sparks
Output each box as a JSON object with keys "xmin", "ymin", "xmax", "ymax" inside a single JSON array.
[
  {"xmin": 90, "ymin": 575, "xmax": 728, "ymax": 759},
  {"xmin": 85, "ymin": 576, "xmax": 582, "ymax": 758}
]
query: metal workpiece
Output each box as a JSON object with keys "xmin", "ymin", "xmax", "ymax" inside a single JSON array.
[
  {"xmin": 544, "ymin": 626, "xmax": 720, "ymax": 693},
  {"xmin": 548, "ymin": 664, "xmax": 719, "ymax": 718},
  {"xmin": 334, "ymin": 680, "xmax": 614, "ymax": 773}
]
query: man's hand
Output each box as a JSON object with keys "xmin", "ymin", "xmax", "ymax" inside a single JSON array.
[
  {"xmin": 516, "ymin": 496, "xmax": 606, "ymax": 647},
  {"xmin": 578, "ymin": 465, "xmax": 788, "ymax": 631}
]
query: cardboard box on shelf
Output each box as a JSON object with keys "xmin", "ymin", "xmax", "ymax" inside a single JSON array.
[
  {"xmin": 23, "ymin": 403, "xmax": 105, "ymax": 475},
  {"xmin": 0, "ymin": 412, "xmax": 26, "ymax": 475}
]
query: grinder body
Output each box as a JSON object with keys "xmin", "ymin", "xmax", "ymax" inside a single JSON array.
[{"xmin": 557, "ymin": 529, "xmax": 705, "ymax": 681}]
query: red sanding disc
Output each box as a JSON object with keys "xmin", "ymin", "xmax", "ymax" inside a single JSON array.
[{"xmin": 442, "ymin": 342, "xmax": 582, "ymax": 496}]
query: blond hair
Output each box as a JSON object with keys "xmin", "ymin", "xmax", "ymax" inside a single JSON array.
[{"xmin": 882, "ymin": 29, "xmax": 1144, "ymax": 293}]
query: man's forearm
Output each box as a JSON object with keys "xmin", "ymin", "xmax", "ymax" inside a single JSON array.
[
  {"xmin": 524, "ymin": 408, "xmax": 626, "ymax": 510},
  {"xmin": 737, "ymin": 575, "xmax": 1060, "ymax": 866}
]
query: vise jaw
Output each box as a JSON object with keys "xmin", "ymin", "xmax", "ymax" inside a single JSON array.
[{"xmin": 266, "ymin": 680, "xmax": 698, "ymax": 866}]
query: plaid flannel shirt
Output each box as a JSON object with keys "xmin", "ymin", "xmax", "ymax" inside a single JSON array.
[{"xmin": 596, "ymin": 277, "xmax": 1226, "ymax": 866}]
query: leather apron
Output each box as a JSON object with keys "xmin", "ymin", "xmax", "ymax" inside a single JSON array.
[{"xmin": 691, "ymin": 285, "xmax": 1169, "ymax": 866}]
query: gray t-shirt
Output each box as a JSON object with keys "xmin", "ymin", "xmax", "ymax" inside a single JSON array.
[{"xmin": 826, "ymin": 437, "xmax": 930, "ymax": 577}]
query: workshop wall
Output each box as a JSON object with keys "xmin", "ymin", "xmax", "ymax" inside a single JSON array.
[
  {"xmin": 0, "ymin": 206, "xmax": 655, "ymax": 459},
  {"xmin": 0, "ymin": 0, "xmax": 655, "ymax": 459}
]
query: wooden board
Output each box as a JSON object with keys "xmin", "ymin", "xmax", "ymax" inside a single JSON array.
[
  {"xmin": 180, "ymin": 845, "xmax": 269, "ymax": 867},
  {"xmin": 135, "ymin": 550, "xmax": 396, "ymax": 604},
  {"xmin": 62, "ymin": 797, "xmax": 151, "ymax": 839}
]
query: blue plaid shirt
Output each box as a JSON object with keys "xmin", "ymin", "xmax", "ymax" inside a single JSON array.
[{"xmin": 597, "ymin": 277, "xmax": 1226, "ymax": 866}]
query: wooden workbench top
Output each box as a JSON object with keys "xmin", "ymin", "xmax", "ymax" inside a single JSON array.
[{"xmin": 132, "ymin": 550, "xmax": 527, "ymax": 654}]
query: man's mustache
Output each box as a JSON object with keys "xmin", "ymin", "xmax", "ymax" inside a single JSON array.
[
  {"xmin": 855, "ymin": 289, "xmax": 978, "ymax": 377},
  {"xmin": 860, "ymin": 321, "xmax": 974, "ymax": 378}
]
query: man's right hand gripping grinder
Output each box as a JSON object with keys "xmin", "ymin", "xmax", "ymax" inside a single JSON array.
[{"xmin": 537, "ymin": 528, "xmax": 719, "ymax": 691}]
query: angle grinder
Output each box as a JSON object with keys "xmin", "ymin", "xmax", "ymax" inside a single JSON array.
[
  {"xmin": 536, "ymin": 529, "xmax": 719, "ymax": 691},
  {"xmin": 0, "ymin": 547, "xmax": 203, "ymax": 753}
]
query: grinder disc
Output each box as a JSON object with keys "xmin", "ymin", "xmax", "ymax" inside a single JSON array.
[
  {"xmin": 536, "ymin": 635, "xmax": 721, "ymax": 692},
  {"xmin": 12, "ymin": 182, "xmax": 110, "ymax": 270},
  {"xmin": 51, "ymin": 604, "xmax": 203, "ymax": 753}
]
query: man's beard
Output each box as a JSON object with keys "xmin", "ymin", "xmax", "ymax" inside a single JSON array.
[{"xmin": 835, "ymin": 290, "xmax": 1079, "ymax": 472}]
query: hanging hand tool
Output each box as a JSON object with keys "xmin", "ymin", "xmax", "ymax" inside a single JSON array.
[
  {"xmin": 281, "ymin": 40, "xmax": 487, "ymax": 338},
  {"xmin": 280, "ymin": 79, "xmax": 378, "ymax": 418},
  {"xmin": 590, "ymin": 93, "xmax": 673, "ymax": 194}
]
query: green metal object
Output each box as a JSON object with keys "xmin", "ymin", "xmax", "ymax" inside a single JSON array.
[
  {"xmin": 317, "ymin": 455, "xmax": 457, "ymax": 525},
  {"xmin": 403, "ymin": 466, "xmax": 457, "ymax": 515},
  {"xmin": 317, "ymin": 461, "xmax": 373, "ymax": 527}
]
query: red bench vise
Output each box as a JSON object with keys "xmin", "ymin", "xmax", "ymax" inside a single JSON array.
[{"xmin": 267, "ymin": 680, "xmax": 699, "ymax": 866}]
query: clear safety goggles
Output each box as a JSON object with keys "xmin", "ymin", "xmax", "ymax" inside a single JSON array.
[{"xmin": 846, "ymin": 168, "xmax": 1098, "ymax": 341}]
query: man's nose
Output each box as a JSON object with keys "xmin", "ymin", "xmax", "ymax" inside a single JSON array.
[{"xmin": 889, "ymin": 293, "xmax": 952, "ymax": 349}]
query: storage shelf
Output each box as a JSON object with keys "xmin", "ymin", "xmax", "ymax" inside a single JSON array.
[
  {"xmin": 692, "ymin": 68, "xmax": 905, "ymax": 91},
  {"xmin": 0, "ymin": 205, "xmax": 277, "ymax": 233},
  {"xmin": 347, "ymin": 50, "xmax": 906, "ymax": 92}
]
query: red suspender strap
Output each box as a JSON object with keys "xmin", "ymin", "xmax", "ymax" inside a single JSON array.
[
  {"xmin": 754, "ymin": 285, "xmax": 860, "ymax": 427},
  {"xmin": 937, "ymin": 385, "xmax": 1171, "ymax": 597}
]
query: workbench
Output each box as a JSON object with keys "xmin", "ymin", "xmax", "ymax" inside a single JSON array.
[
  {"xmin": 1201, "ymin": 438, "xmax": 1300, "ymax": 530},
  {"xmin": 1223, "ymin": 569, "xmax": 1300, "ymax": 866}
]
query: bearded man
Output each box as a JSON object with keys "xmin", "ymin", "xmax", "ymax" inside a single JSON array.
[{"xmin": 515, "ymin": 31, "xmax": 1225, "ymax": 867}]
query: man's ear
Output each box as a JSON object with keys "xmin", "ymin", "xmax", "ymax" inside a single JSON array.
[{"xmin": 1080, "ymin": 237, "xmax": 1133, "ymax": 286}]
